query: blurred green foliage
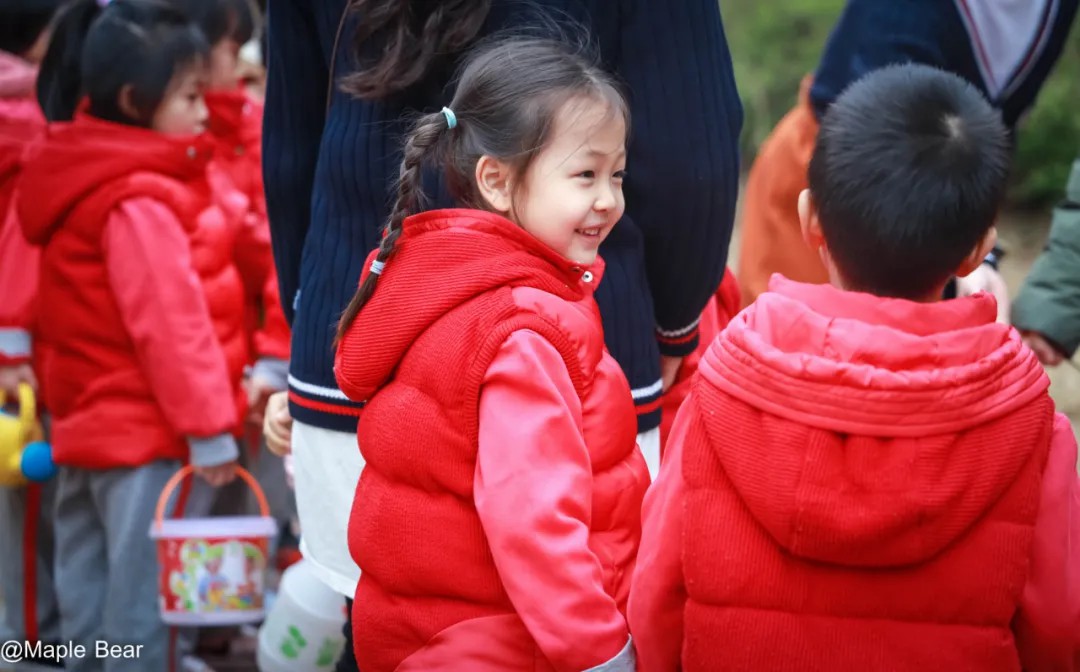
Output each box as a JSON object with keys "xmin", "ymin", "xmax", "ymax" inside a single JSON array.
[{"xmin": 723, "ymin": 0, "xmax": 1080, "ymax": 208}]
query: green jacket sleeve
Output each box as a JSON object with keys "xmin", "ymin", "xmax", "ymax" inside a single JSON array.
[{"xmin": 1013, "ymin": 159, "xmax": 1080, "ymax": 356}]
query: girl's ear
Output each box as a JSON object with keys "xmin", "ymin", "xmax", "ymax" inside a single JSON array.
[
  {"xmin": 117, "ymin": 83, "xmax": 141, "ymax": 123},
  {"xmin": 475, "ymin": 155, "xmax": 514, "ymax": 214}
]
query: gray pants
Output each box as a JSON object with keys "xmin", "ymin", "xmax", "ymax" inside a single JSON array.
[
  {"xmin": 53, "ymin": 463, "xmax": 216, "ymax": 672},
  {"xmin": 0, "ymin": 481, "xmax": 60, "ymax": 645}
]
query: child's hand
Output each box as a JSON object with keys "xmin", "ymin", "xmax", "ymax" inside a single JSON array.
[
  {"xmin": 193, "ymin": 461, "xmax": 239, "ymax": 487},
  {"xmin": 1022, "ymin": 331, "xmax": 1066, "ymax": 367},
  {"xmin": 263, "ymin": 391, "xmax": 293, "ymax": 456},
  {"xmin": 0, "ymin": 364, "xmax": 37, "ymax": 397},
  {"xmin": 245, "ymin": 376, "xmax": 279, "ymax": 430}
]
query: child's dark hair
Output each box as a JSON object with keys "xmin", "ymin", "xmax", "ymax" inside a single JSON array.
[
  {"xmin": 171, "ymin": 0, "xmax": 257, "ymax": 47},
  {"xmin": 336, "ymin": 36, "xmax": 629, "ymax": 342},
  {"xmin": 341, "ymin": 0, "xmax": 492, "ymax": 100},
  {"xmin": 807, "ymin": 63, "xmax": 1010, "ymax": 300},
  {"xmin": 0, "ymin": 0, "xmax": 66, "ymax": 56},
  {"xmin": 37, "ymin": 0, "xmax": 208, "ymax": 123}
]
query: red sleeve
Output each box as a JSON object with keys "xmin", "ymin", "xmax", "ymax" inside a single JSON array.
[
  {"xmin": 629, "ymin": 397, "xmax": 690, "ymax": 672},
  {"xmin": 475, "ymin": 330, "xmax": 630, "ymax": 672},
  {"xmin": 1014, "ymin": 412, "xmax": 1080, "ymax": 671},
  {"xmin": 0, "ymin": 199, "xmax": 38, "ymax": 364},
  {"xmin": 253, "ymin": 265, "xmax": 291, "ymax": 360},
  {"xmin": 233, "ymin": 198, "xmax": 290, "ymax": 359},
  {"xmin": 104, "ymin": 197, "xmax": 237, "ymax": 438}
]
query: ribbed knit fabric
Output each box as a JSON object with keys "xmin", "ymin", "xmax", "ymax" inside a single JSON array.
[{"xmin": 263, "ymin": 0, "xmax": 742, "ymax": 433}]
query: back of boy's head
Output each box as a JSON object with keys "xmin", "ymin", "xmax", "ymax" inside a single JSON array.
[
  {"xmin": 37, "ymin": 0, "xmax": 207, "ymax": 124},
  {"xmin": 0, "ymin": 0, "xmax": 67, "ymax": 56},
  {"xmin": 807, "ymin": 63, "xmax": 1010, "ymax": 300}
]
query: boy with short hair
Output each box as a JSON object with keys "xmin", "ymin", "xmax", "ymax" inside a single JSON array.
[{"xmin": 630, "ymin": 63, "xmax": 1080, "ymax": 671}]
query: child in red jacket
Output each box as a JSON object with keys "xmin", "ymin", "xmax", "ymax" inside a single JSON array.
[
  {"xmin": 180, "ymin": 0, "xmax": 289, "ymax": 385},
  {"xmin": 630, "ymin": 64, "xmax": 1080, "ymax": 671},
  {"xmin": 0, "ymin": 1, "xmax": 64, "ymax": 663},
  {"xmin": 20, "ymin": 1, "xmax": 240, "ymax": 669},
  {"xmin": 334, "ymin": 38, "xmax": 648, "ymax": 671},
  {"xmin": 177, "ymin": 0, "xmax": 294, "ymax": 551}
]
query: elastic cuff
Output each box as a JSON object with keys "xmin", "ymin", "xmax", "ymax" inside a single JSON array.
[
  {"xmin": 252, "ymin": 357, "xmax": 289, "ymax": 391},
  {"xmin": 656, "ymin": 320, "xmax": 700, "ymax": 358},
  {"xmin": 584, "ymin": 638, "xmax": 636, "ymax": 672},
  {"xmin": 187, "ymin": 433, "xmax": 239, "ymax": 467},
  {"xmin": 0, "ymin": 328, "xmax": 32, "ymax": 362}
]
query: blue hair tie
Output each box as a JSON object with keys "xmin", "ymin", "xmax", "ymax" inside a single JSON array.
[
  {"xmin": 441, "ymin": 107, "xmax": 457, "ymax": 130},
  {"xmin": 370, "ymin": 260, "xmax": 386, "ymax": 276}
]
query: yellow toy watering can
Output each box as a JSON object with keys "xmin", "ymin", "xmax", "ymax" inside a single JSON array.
[{"xmin": 0, "ymin": 383, "xmax": 55, "ymax": 487}]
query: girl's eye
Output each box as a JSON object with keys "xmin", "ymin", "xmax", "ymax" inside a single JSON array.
[
  {"xmin": 577, "ymin": 171, "xmax": 595, "ymax": 179},
  {"xmin": 613, "ymin": 170, "xmax": 627, "ymax": 180}
]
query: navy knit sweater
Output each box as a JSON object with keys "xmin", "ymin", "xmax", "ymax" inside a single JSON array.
[{"xmin": 263, "ymin": 0, "xmax": 742, "ymax": 433}]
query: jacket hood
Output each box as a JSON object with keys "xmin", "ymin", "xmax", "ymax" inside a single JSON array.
[
  {"xmin": 696, "ymin": 275, "xmax": 1050, "ymax": 567},
  {"xmin": 335, "ymin": 208, "xmax": 602, "ymax": 402},
  {"xmin": 18, "ymin": 112, "xmax": 213, "ymax": 245}
]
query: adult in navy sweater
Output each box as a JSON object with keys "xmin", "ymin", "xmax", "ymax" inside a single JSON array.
[{"xmin": 262, "ymin": 3, "xmax": 739, "ymax": 667}]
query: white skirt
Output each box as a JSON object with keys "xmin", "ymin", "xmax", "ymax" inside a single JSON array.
[{"xmin": 291, "ymin": 421, "xmax": 365, "ymax": 597}]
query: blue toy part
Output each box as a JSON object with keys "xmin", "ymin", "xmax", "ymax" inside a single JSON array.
[{"xmin": 21, "ymin": 441, "xmax": 56, "ymax": 483}]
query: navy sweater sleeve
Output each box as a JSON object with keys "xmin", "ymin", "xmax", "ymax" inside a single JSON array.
[
  {"xmin": 617, "ymin": 0, "xmax": 742, "ymax": 356},
  {"xmin": 262, "ymin": 0, "xmax": 329, "ymax": 325}
]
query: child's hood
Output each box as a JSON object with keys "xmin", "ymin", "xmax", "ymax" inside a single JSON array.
[
  {"xmin": 334, "ymin": 208, "xmax": 599, "ymax": 402},
  {"xmin": 696, "ymin": 275, "xmax": 1051, "ymax": 567},
  {"xmin": 18, "ymin": 113, "xmax": 213, "ymax": 245}
]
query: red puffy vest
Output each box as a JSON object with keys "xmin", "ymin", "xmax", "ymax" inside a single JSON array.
[{"xmin": 336, "ymin": 209, "xmax": 647, "ymax": 671}]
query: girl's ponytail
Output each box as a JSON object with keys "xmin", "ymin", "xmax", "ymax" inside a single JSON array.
[
  {"xmin": 37, "ymin": 0, "xmax": 104, "ymax": 121},
  {"xmin": 335, "ymin": 111, "xmax": 449, "ymax": 343}
]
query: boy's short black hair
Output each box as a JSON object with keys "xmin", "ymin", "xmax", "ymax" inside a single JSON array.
[
  {"xmin": 807, "ymin": 63, "xmax": 1010, "ymax": 299},
  {"xmin": 0, "ymin": 0, "xmax": 67, "ymax": 55}
]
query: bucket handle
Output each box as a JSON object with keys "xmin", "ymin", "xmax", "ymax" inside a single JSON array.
[{"xmin": 154, "ymin": 465, "xmax": 270, "ymax": 531}]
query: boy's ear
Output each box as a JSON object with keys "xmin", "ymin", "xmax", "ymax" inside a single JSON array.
[
  {"xmin": 475, "ymin": 155, "xmax": 514, "ymax": 214},
  {"xmin": 956, "ymin": 226, "xmax": 998, "ymax": 278},
  {"xmin": 799, "ymin": 189, "xmax": 826, "ymax": 255}
]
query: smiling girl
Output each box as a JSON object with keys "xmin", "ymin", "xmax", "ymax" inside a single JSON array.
[{"xmin": 333, "ymin": 37, "xmax": 649, "ymax": 671}]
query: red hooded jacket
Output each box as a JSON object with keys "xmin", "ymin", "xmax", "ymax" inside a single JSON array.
[
  {"xmin": 18, "ymin": 114, "xmax": 238, "ymax": 468},
  {"xmin": 630, "ymin": 277, "xmax": 1080, "ymax": 671}
]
